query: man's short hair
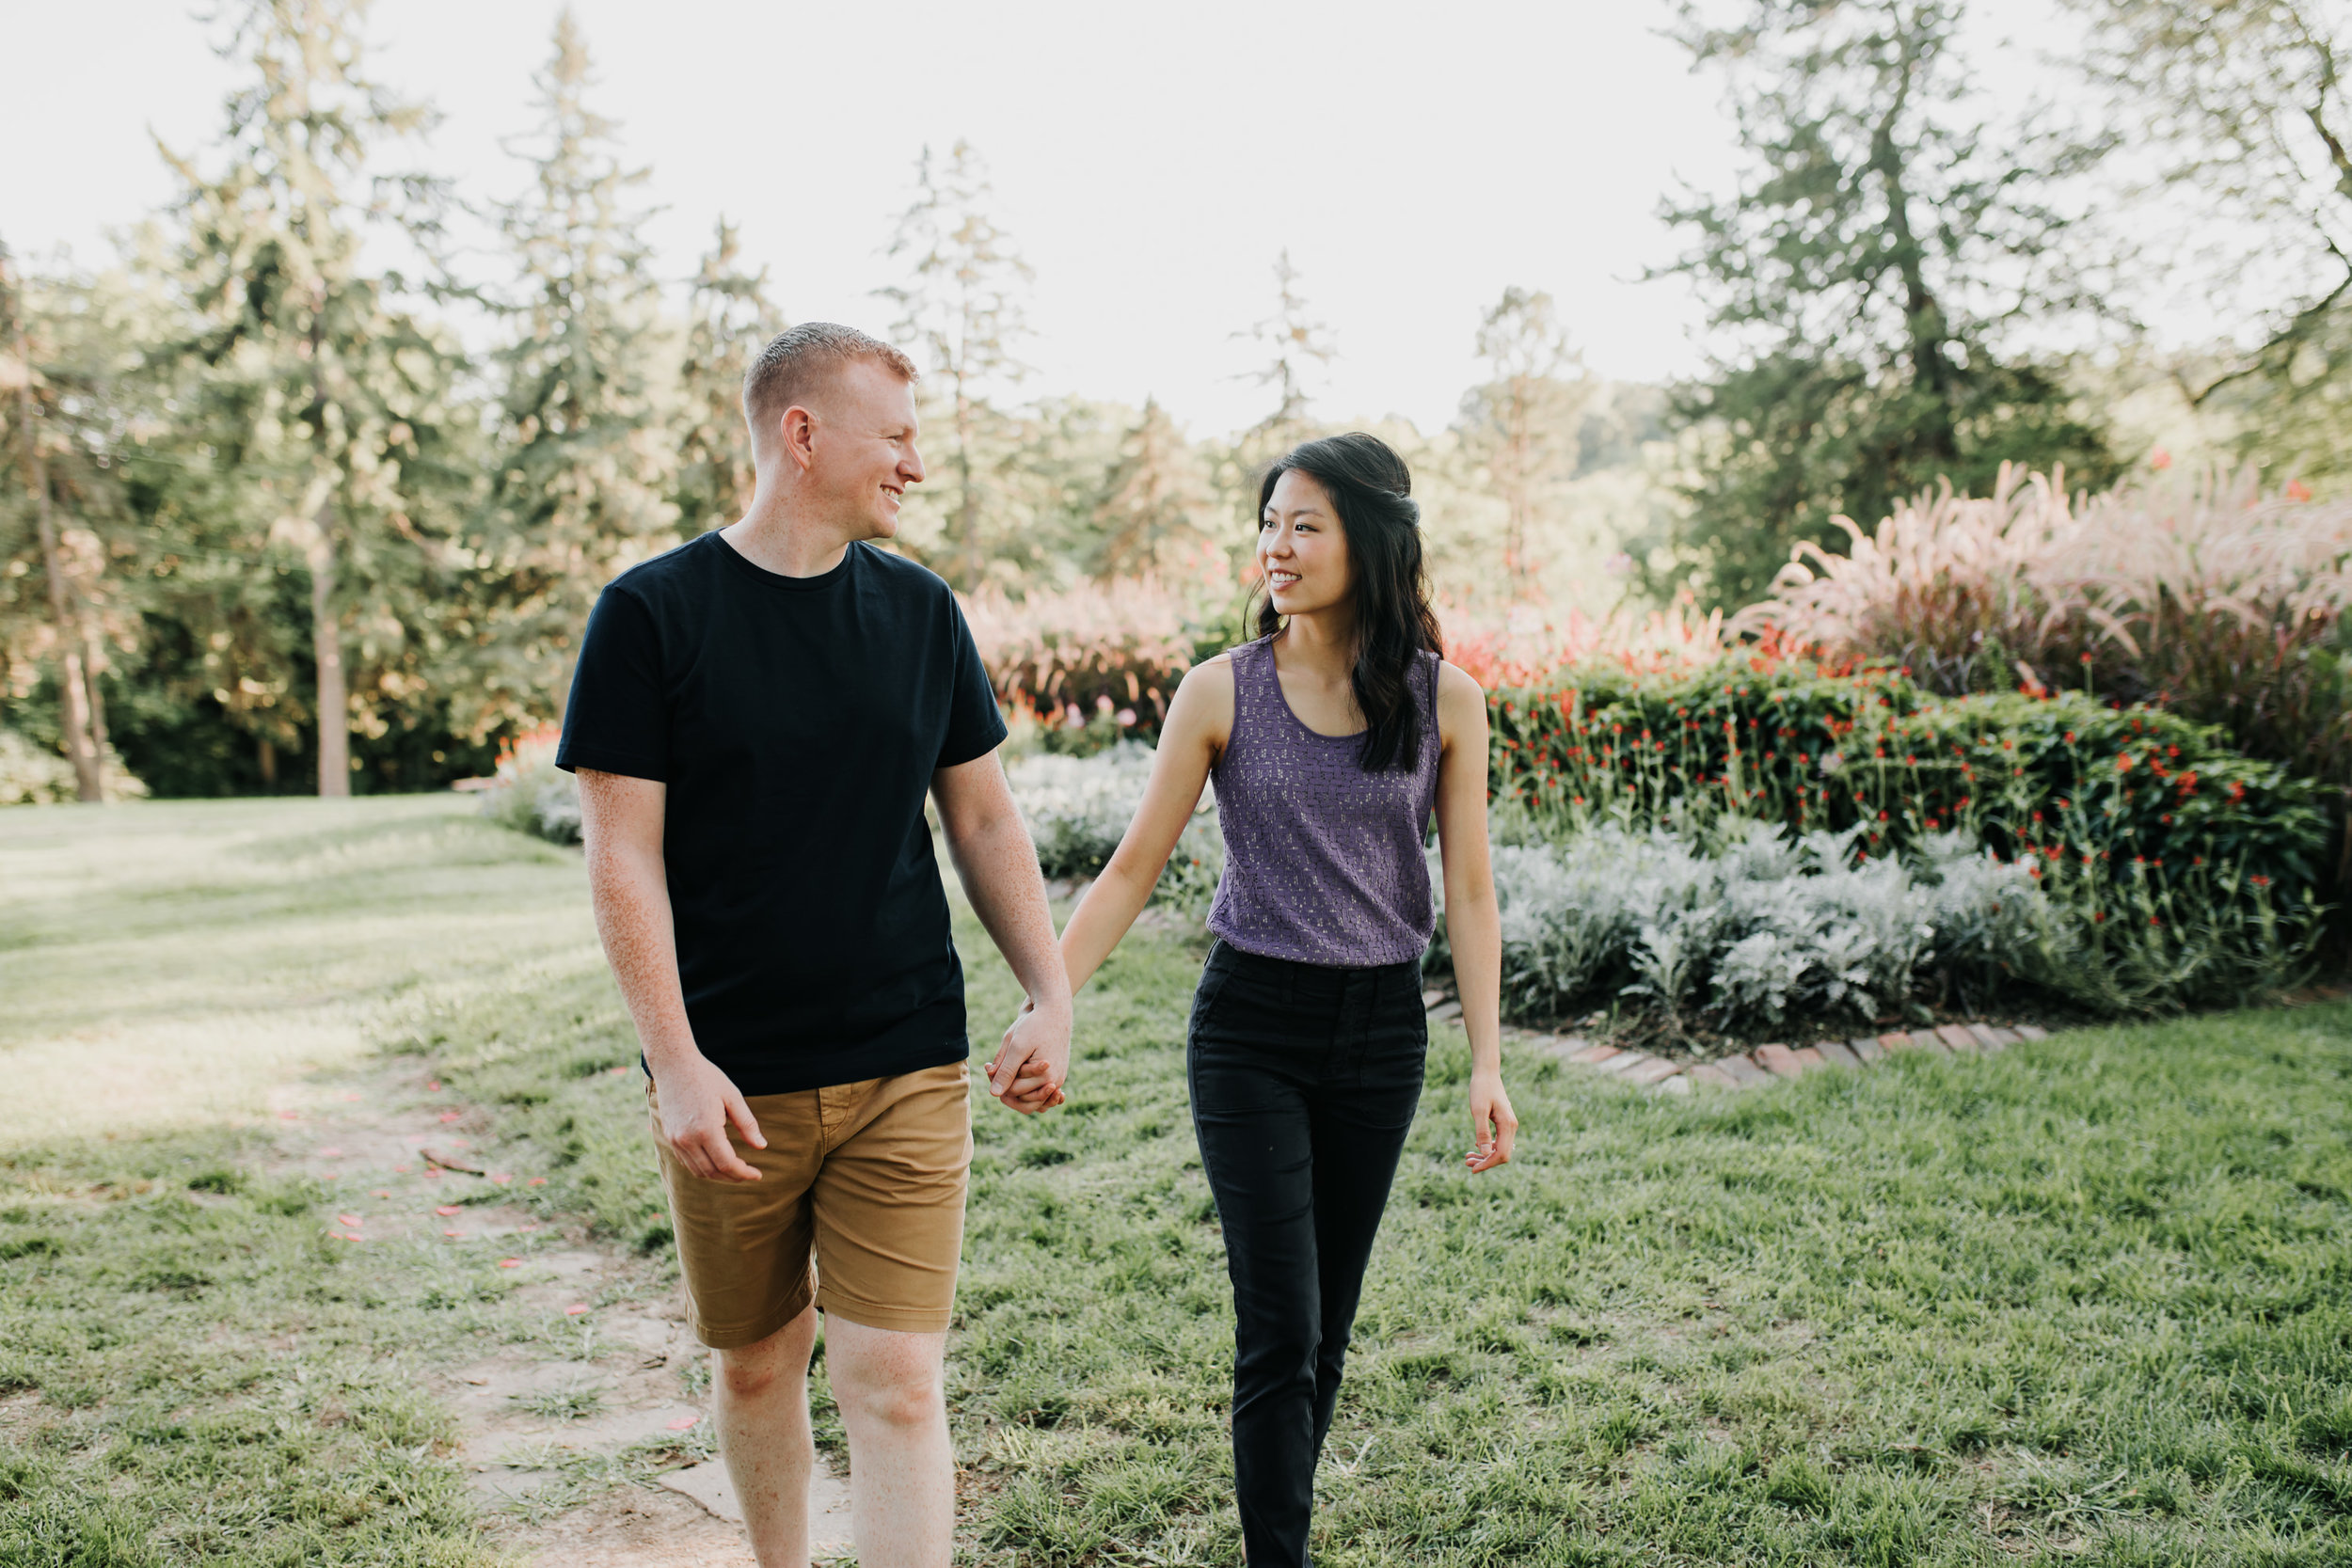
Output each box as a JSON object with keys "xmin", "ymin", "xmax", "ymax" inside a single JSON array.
[{"xmin": 741, "ymin": 323, "xmax": 918, "ymax": 443}]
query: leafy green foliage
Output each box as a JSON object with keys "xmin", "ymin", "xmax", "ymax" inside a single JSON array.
[
  {"xmin": 1656, "ymin": 0, "xmax": 2120, "ymax": 607},
  {"xmin": 1486, "ymin": 658, "xmax": 2329, "ymax": 1010}
]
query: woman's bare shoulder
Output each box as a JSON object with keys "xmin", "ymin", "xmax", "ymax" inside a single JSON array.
[{"xmin": 1435, "ymin": 658, "xmax": 1487, "ymax": 703}]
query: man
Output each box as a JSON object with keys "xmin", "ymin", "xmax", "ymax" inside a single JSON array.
[{"xmin": 559, "ymin": 322, "xmax": 1071, "ymax": 1566}]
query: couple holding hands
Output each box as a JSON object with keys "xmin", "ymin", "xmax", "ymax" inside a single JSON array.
[{"xmin": 560, "ymin": 322, "xmax": 1516, "ymax": 1567}]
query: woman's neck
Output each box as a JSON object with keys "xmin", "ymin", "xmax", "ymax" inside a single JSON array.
[{"xmin": 1276, "ymin": 605, "xmax": 1358, "ymax": 680}]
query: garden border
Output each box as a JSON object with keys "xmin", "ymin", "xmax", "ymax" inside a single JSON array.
[{"xmin": 1461, "ymin": 985, "xmax": 2351, "ymax": 1092}]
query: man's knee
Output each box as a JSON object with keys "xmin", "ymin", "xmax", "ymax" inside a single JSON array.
[
  {"xmin": 715, "ymin": 1310, "xmax": 816, "ymax": 1400},
  {"xmin": 828, "ymin": 1321, "xmax": 946, "ymax": 1432}
]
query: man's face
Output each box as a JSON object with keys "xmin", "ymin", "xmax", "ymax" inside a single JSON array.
[{"xmin": 808, "ymin": 358, "xmax": 925, "ymax": 540}]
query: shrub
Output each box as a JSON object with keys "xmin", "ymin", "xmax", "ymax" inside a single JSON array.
[
  {"xmin": 1489, "ymin": 659, "xmax": 2329, "ymax": 901},
  {"xmin": 0, "ymin": 728, "xmax": 146, "ymax": 805},
  {"xmin": 963, "ymin": 579, "xmax": 1200, "ymax": 742},
  {"xmin": 1484, "ymin": 657, "xmax": 2328, "ymax": 1012},
  {"xmin": 0, "ymin": 728, "xmax": 79, "ymax": 805},
  {"xmin": 474, "ymin": 726, "xmax": 580, "ymax": 845},
  {"xmin": 1735, "ymin": 463, "xmax": 2352, "ymax": 792},
  {"xmin": 1454, "ymin": 821, "xmax": 2042, "ymax": 1032},
  {"xmin": 1447, "ymin": 816, "xmax": 2311, "ymax": 1033},
  {"xmin": 1003, "ymin": 744, "xmax": 1222, "ymax": 910}
]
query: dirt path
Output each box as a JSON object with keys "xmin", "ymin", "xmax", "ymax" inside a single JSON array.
[{"xmin": 261, "ymin": 1059, "xmax": 854, "ymax": 1566}]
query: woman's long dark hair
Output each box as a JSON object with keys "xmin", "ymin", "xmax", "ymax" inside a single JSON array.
[{"xmin": 1253, "ymin": 432, "xmax": 1444, "ymax": 772}]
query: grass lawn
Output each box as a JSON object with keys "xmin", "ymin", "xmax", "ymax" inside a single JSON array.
[{"xmin": 4, "ymin": 796, "xmax": 2351, "ymax": 1565}]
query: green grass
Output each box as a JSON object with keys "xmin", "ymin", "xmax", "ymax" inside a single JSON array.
[{"xmin": 5, "ymin": 797, "xmax": 2352, "ymax": 1564}]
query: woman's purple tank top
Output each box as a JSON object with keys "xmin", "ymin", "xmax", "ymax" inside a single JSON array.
[{"xmin": 1205, "ymin": 637, "xmax": 1444, "ymax": 968}]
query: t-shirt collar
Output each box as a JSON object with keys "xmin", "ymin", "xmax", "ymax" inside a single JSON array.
[{"xmin": 710, "ymin": 530, "xmax": 860, "ymax": 594}]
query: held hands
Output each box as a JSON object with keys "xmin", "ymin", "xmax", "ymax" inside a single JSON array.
[
  {"xmin": 1466, "ymin": 1068, "xmax": 1518, "ymax": 1174},
  {"xmin": 988, "ymin": 998, "xmax": 1072, "ymax": 1114},
  {"xmin": 651, "ymin": 1053, "xmax": 767, "ymax": 1183}
]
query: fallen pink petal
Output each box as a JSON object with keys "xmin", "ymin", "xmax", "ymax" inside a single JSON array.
[
  {"xmin": 435, "ymin": 1205, "xmax": 460, "ymax": 1216},
  {"xmin": 563, "ymin": 1304, "xmax": 588, "ymax": 1315},
  {"xmin": 336, "ymin": 1214, "xmax": 361, "ymax": 1227},
  {"xmin": 498, "ymin": 1259, "xmax": 520, "ymax": 1268},
  {"xmin": 665, "ymin": 1416, "xmax": 697, "ymax": 1431}
]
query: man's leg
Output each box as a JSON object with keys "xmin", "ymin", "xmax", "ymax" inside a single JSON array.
[
  {"xmin": 824, "ymin": 1316, "xmax": 953, "ymax": 1566},
  {"xmin": 714, "ymin": 1304, "xmax": 820, "ymax": 1568}
]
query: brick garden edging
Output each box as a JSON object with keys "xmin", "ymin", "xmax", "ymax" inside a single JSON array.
[
  {"xmin": 1423, "ymin": 986, "xmax": 2050, "ymax": 1092},
  {"xmin": 1422, "ymin": 984, "xmax": 2352, "ymax": 1093}
]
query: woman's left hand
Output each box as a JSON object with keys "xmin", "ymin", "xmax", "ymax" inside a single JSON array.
[{"xmin": 1466, "ymin": 1069, "xmax": 1517, "ymax": 1173}]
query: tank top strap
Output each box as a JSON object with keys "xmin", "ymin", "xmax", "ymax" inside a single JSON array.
[{"xmin": 1227, "ymin": 636, "xmax": 1278, "ymax": 741}]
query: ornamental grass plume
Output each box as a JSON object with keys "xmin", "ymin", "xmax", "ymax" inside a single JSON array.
[
  {"xmin": 1736, "ymin": 464, "xmax": 2352, "ymax": 790},
  {"xmin": 1439, "ymin": 595, "xmax": 1727, "ymax": 690},
  {"xmin": 961, "ymin": 578, "xmax": 1199, "ymax": 736}
]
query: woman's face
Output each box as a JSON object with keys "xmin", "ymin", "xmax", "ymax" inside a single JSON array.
[{"xmin": 1260, "ymin": 468, "xmax": 1352, "ymax": 619}]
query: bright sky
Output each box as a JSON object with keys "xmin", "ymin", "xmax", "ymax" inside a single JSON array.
[{"xmin": 7, "ymin": 0, "xmax": 2089, "ymax": 438}]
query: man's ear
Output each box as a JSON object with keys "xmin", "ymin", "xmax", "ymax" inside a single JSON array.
[{"xmin": 782, "ymin": 405, "xmax": 818, "ymax": 473}]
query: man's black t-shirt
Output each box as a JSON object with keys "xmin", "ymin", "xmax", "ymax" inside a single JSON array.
[{"xmin": 555, "ymin": 532, "xmax": 1008, "ymax": 1095}]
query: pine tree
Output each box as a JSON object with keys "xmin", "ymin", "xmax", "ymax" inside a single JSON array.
[
  {"xmin": 1234, "ymin": 250, "xmax": 1337, "ymax": 462},
  {"xmin": 157, "ymin": 0, "xmax": 462, "ymax": 795},
  {"xmin": 1089, "ymin": 397, "xmax": 1216, "ymax": 583},
  {"xmin": 1458, "ymin": 286, "xmax": 1592, "ymax": 593},
  {"xmin": 673, "ymin": 217, "xmax": 780, "ymax": 538},
  {"xmin": 481, "ymin": 9, "xmax": 676, "ymax": 721},
  {"xmin": 1659, "ymin": 0, "xmax": 2117, "ymax": 609},
  {"xmin": 879, "ymin": 139, "xmax": 1034, "ymax": 592}
]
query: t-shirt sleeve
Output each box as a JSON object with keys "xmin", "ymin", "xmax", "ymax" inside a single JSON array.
[
  {"xmin": 555, "ymin": 586, "xmax": 670, "ymax": 782},
  {"xmin": 937, "ymin": 594, "xmax": 1009, "ymax": 769}
]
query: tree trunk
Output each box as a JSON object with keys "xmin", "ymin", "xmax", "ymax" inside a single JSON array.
[
  {"xmin": 309, "ymin": 498, "xmax": 350, "ymax": 798},
  {"xmin": 6, "ymin": 249, "xmax": 104, "ymax": 801}
]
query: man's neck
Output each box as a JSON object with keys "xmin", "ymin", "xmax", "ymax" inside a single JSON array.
[{"xmin": 720, "ymin": 495, "xmax": 861, "ymax": 579}]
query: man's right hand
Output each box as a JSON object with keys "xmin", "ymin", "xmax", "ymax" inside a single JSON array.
[{"xmin": 651, "ymin": 1053, "xmax": 767, "ymax": 1182}]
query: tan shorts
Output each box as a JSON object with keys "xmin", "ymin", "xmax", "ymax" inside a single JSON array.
[{"xmin": 650, "ymin": 1061, "xmax": 972, "ymax": 1348}]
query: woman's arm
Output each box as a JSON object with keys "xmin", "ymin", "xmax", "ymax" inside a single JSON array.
[
  {"xmin": 1433, "ymin": 661, "xmax": 1518, "ymax": 1172},
  {"xmin": 987, "ymin": 658, "xmax": 1232, "ymax": 1109},
  {"xmin": 1061, "ymin": 657, "xmax": 1232, "ymax": 992}
]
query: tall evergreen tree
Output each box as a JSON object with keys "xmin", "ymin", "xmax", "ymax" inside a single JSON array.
[
  {"xmin": 673, "ymin": 217, "xmax": 780, "ymax": 538},
  {"xmin": 1659, "ymin": 0, "xmax": 2117, "ymax": 609},
  {"xmin": 1234, "ymin": 250, "xmax": 1337, "ymax": 460},
  {"xmin": 157, "ymin": 0, "xmax": 462, "ymax": 795},
  {"xmin": 1458, "ymin": 286, "xmax": 1592, "ymax": 593},
  {"xmin": 480, "ymin": 9, "xmax": 676, "ymax": 723},
  {"xmin": 2067, "ymin": 0, "xmax": 2352, "ymax": 482},
  {"xmin": 1089, "ymin": 396, "xmax": 1216, "ymax": 582},
  {"xmin": 879, "ymin": 139, "xmax": 1033, "ymax": 591}
]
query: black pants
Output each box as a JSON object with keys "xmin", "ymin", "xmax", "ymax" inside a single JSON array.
[{"xmin": 1186, "ymin": 939, "xmax": 1428, "ymax": 1567}]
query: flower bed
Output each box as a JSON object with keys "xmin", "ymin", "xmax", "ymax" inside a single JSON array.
[
  {"xmin": 1484, "ymin": 658, "xmax": 2329, "ymax": 1014},
  {"xmin": 1003, "ymin": 744, "xmax": 1222, "ymax": 909}
]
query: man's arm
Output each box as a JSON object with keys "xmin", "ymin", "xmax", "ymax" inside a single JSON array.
[
  {"xmin": 931, "ymin": 751, "xmax": 1073, "ymax": 1112},
  {"xmin": 577, "ymin": 768, "xmax": 765, "ymax": 1181}
]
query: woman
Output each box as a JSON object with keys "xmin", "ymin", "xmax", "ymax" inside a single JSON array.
[{"xmin": 1000, "ymin": 432, "xmax": 1515, "ymax": 1564}]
